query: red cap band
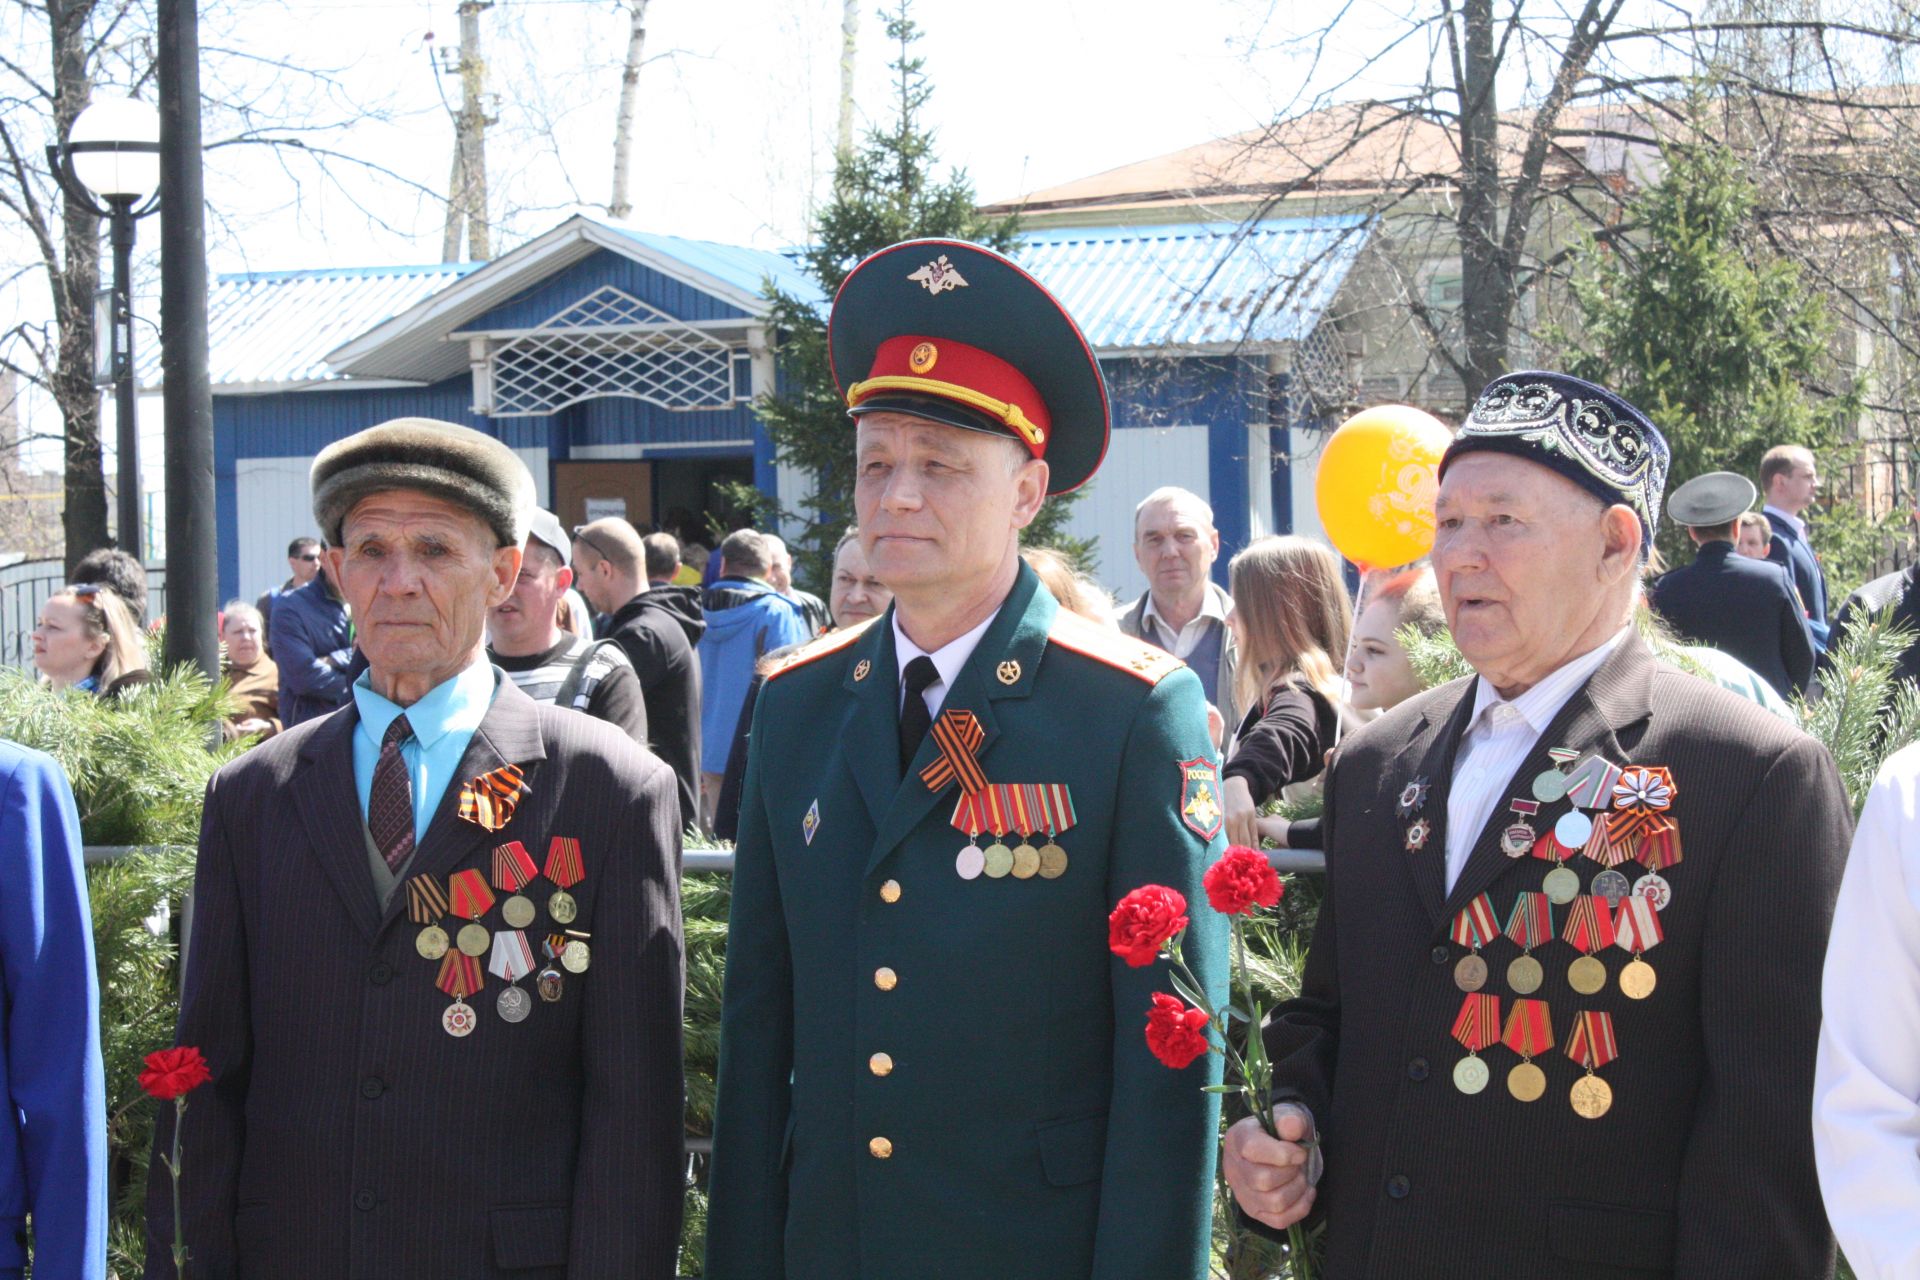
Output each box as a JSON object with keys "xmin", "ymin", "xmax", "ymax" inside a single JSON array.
[{"xmin": 847, "ymin": 334, "xmax": 1052, "ymax": 458}]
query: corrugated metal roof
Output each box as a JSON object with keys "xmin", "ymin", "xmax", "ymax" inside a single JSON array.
[
  {"xmin": 592, "ymin": 221, "xmax": 822, "ymax": 307},
  {"xmin": 1013, "ymin": 216, "xmax": 1371, "ymax": 352},
  {"xmin": 148, "ymin": 262, "xmax": 480, "ymax": 389}
]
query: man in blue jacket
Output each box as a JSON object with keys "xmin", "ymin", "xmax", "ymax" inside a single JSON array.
[
  {"xmin": 1760, "ymin": 444, "xmax": 1830, "ymax": 652},
  {"xmin": 273, "ymin": 563, "xmax": 356, "ymax": 728},
  {"xmin": 697, "ymin": 528, "xmax": 809, "ymax": 823},
  {"xmin": 0, "ymin": 739, "xmax": 107, "ymax": 1280}
]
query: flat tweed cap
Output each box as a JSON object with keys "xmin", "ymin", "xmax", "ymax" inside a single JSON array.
[
  {"xmin": 1439, "ymin": 371, "xmax": 1670, "ymax": 554},
  {"xmin": 1666, "ymin": 471, "xmax": 1757, "ymax": 528},
  {"xmin": 312, "ymin": 418, "xmax": 534, "ymax": 548}
]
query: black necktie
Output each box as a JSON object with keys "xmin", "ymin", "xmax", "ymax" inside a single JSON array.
[{"xmin": 898, "ymin": 656, "xmax": 940, "ymax": 773}]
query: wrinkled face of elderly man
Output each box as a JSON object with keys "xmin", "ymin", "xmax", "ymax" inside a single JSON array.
[
  {"xmin": 1431, "ymin": 452, "xmax": 1641, "ymax": 698},
  {"xmin": 326, "ymin": 488, "xmax": 520, "ymax": 703}
]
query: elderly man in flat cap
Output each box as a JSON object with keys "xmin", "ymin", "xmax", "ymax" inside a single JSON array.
[
  {"xmin": 706, "ymin": 240, "xmax": 1227, "ymax": 1280},
  {"xmin": 1650, "ymin": 471, "xmax": 1814, "ymax": 699},
  {"xmin": 1224, "ymin": 373, "xmax": 1852, "ymax": 1278},
  {"xmin": 146, "ymin": 419, "xmax": 685, "ymax": 1279}
]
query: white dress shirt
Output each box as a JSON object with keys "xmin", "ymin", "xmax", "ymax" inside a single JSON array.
[
  {"xmin": 1814, "ymin": 742, "xmax": 1920, "ymax": 1279},
  {"xmin": 894, "ymin": 608, "xmax": 999, "ymax": 721},
  {"xmin": 1443, "ymin": 631, "xmax": 1627, "ymax": 893},
  {"xmin": 1139, "ymin": 584, "xmax": 1230, "ymax": 662}
]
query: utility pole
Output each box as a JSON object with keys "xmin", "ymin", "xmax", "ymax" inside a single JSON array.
[
  {"xmin": 442, "ymin": 0, "xmax": 493, "ymax": 262},
  {"xmin": 608, "ymin": 0, "xmax": 651, "ymax": 220},
  {"xmin": 157, "ymin": 0, "xmax": 218, "ymax": 678}
]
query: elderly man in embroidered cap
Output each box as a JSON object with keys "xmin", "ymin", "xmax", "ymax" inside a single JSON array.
[
  {"xmin": 1223, "ymin": 372, "xmax": 1852, "ymax": 1278},
  {"xmin": 706, "ymin": 241, "xmax": 1228, "ymax": 1280},
  {"xmin": 146, "ymin": 418, "xmax": 685, "ymax": 1279}
]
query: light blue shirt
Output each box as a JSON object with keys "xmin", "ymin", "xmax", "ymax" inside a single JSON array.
[{"xmin": 352, "ymin": 659, "xmax": 499, "ymax": 847}]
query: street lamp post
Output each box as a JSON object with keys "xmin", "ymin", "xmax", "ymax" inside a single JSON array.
[{"xmin": 47, "ymin": 97, "xmax": 161, "ymax": 560}]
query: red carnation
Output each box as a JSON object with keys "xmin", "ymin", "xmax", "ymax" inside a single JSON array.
[
  {"xmin": 1108, "ymin": 885, "xmax": 1189, "ymax": 967},
  {"xmin": 1203, "ymin": 845, "xmax": 1285, "ymax": 916},
  {"xmin": 140, "ymin": 1046, "xmax": 212, "ymax": 1101},
  {"xmin": 1145, "ymin": 992, "xmax": 1213, "ymax": 1069}
]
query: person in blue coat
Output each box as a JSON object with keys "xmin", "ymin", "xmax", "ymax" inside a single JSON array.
[
  {"xmin": 0, "ymin": 738, "xmax": 107, "ymax": 1280},
  {"xmin": 272, "ymin": 565, "xmax": 357, "ymax": 728}
]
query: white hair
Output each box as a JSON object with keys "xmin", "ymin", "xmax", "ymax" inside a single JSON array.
[
  {"xmin": 1133, "ymin": 486, "xmax": 1215, "ymax": 532},
  {"xmin": 221, "ymin": 601, "xmax": 263, "ymax": 631}
]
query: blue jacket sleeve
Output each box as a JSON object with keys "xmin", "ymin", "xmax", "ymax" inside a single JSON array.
[
  {"xmin": 273, "ymin": 602, "xmax": 352, "ymax": 705},
  {"xmin": 0, "ymin": 747, "xmax": 107, "ymax": 1280}
]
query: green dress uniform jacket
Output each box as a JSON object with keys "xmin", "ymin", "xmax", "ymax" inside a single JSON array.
[{"xmin": 707, "ymin": 563, "xmax": 1229, "ymax": 1280}]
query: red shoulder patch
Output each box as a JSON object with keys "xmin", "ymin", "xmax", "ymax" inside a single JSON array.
[{"xmin": 765, "ymin": 616, "xmax": 879, "ymax": 681}]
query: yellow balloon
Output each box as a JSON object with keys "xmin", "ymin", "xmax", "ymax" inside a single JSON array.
[{"xmin": 1314, "ymin": 405, "xmax": 1454, "ymax": 569}]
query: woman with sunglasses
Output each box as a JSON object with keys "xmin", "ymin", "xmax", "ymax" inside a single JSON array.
[{"xmin": 32, "ymin": 584, "xmax": 151, "ymax": 699}]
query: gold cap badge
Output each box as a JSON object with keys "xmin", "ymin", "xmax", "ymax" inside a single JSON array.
[{"xmin": 909, "ymin": 342, "xmax": 938, "ymax": 374}]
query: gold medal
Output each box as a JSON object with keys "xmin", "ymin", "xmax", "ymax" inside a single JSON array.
[
  {"xmin": 1570, "ymin": 1073, "xmax": 1613, "ymax": 1119},
  {"xmin": 1010, "ymin": 843, "xmax": 1040, "ymax": 879},
  {"xmin": 982, "ymin": 842, "xmax": 1014, "ymax": 879},
  {"xmin": 415, "ymin": 925, "xmax": 449, "ymax": 960},
  {"xmin": 1453, "ymin": 1055, "xmax": 1490, "ymax": 1094},
  {"xmin": 1568, "ymin": 954, "xmax": 1607, "ymax": 995},
  {"xmin": 1453, "ymin": 954, "xmax": 1488, "ymax": 992},
  {"xmin": 1037, "ymin": 843, "xmax": 1069, "ymax": 878},
  {"xmin": 1507, "ymin": 954, "xmax": 1544, "ymax": 995},
  {"xmin": 456, "ymin": 922, "xmax": 491, "ymax": 958},
  {"xmin": 502, "ymin": 894, "xmax": 536, "ymax": 929},
  {"xmin": 1620, "ymin": 957, "xmax": 1657, "ymax": 999},
  {"xmin": 1507, "ymin": 1060, "xmax": 1547, "ymax": 1102},
  {"xmin": 548, "ymin": 890, "xmax": 578, "ymax": 924},
  {"xmin": 1542, "ymin": 865, "xmax": 1581, "ymax": 905},
  {"xmin": 561, "ymin": 939, "xmax": 590, "ymax": 974}
]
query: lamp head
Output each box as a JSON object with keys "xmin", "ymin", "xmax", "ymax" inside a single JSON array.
[{"xmin": 67, "ymin": 97, "xmax": 160, "ymax": 203}]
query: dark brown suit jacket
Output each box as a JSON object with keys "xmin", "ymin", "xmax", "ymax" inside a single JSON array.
[
  {"xmin": 145, "ymin": 677, "xmax": 685, "ymax": 1279},
  {"xmin": 1266, "ymin": 635, "xmax": 1850, "ymax": 1278}
]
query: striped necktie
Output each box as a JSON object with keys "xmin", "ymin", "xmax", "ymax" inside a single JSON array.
[{"xmin": 369, "ymin": 714, "xmax": 417, "ymax": 872}]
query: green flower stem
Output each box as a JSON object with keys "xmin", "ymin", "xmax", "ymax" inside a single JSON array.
[{"xmin": 170, "ymin": 1096, "xmax": 187, "ymax": 1278}]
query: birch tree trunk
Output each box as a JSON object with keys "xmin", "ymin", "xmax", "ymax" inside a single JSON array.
[
  {"xmin": 836, "ymin": 0, "xmax": 858, "ymax": 162},
  {"xmin": 608, "ymin": 0, "xmax": 651, "ymax": 220}
]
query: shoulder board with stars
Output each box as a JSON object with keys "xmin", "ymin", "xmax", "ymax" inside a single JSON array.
[
  {"xmin": 765, "ymin": 616, "xmax": 881, "ymax": 682},
  {"xmin": 1046, "ymin": 610, "xmax": 1186, "ymax": 685}
]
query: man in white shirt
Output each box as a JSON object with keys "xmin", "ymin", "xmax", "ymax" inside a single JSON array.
[
  {"xmin": 1815, "ymin": 744, "xmax": 1920, "ymax": 1279},
  {"xmin": 1117, "ymin": 486, "xmax": 1240, "ymax": 734},
  {"xmin": 1224, "ymin": 371, "xmax": 1853, "ymax": 1278}
]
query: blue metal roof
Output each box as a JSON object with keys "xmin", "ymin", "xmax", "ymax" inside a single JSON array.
[
  {"xmin": 1012, "ymin": 216, "xmax": 1371, "ymax": 351},
  {"xmin": 592, "ymin": 221, "xmax": 823, "ymax": 309},
  {"xmin": 159, "ymin": 262, "xmax": 481, "ymax": 389}
]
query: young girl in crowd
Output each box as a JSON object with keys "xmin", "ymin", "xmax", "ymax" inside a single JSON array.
[
  {"xmin": 31, "ymin": 584, "xmax": 150, "ymax": 699},
  {"xmin": 1220, "ymin": 536, "xmax": 1355, "ymax": 848}
]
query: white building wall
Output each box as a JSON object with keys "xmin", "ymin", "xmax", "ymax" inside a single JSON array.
[
  {"xmin": 234, "ymin": 456, "xmax": 318, "ymax": 602},
  {"xmin": 1048, "ymin": 424, "xmax": 1210, "ymax": 606}
]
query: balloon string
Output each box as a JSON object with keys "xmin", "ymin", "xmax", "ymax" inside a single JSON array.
[{"xmin": 1339, "ymin": 568, "xmax": 1374, "ymax": 708}]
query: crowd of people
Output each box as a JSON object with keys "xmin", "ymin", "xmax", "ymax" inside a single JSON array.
[{"xmin": 2, "ymin": 235, "xmax": 1919, "ymax": 1279}]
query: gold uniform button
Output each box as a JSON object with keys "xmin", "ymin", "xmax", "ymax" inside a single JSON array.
[
  {"xmin": 869, "ymin": 1052, "xmax": 894, "ymax": 1076},
  {"xmin": 874, "ymin": 966, "xmax": 898, "ymax": 991},
  {"xmin": 869, "ymin": 1135, "xmax": 893, "ymax": 1159},
  {"xmin": 880, "ymin": 879, "xmax": 902, "ymax": 904}
]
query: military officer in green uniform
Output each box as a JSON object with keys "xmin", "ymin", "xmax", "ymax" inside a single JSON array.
[{"xmin": 705, "ymin": 240, "xmax": 1229, "ymax": 1279}]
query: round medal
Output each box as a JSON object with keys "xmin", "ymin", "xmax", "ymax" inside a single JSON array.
[
  {"xmin": 1507, "ymin": 954, "xmax": 1544, "ymax": 995},
  {"xmin": 1037, "ymin": 843, "xmax": 1069, "ymax": 879},
  {"xmin": 1568, "ymin": 954, "xmax": 1608, "ymax": 995},
  {"xmin": 1501, "ymin": 823, "xmax": 1535, "ymax": 858},
  {"xmin": 502, "ymin": 894, "xmax": 536, "ymax": 929},
  {"xmin": 442, "ymin": 999, "xmax": 477, "ymax": 1037},
  {"xmin": 1633, "ymin": 872, "xmax": 1672, "ymax": 911},
  {"xmin": 548, "ymin": 890, "xmax": 579, "ymax": 924},
  {"xmin": 1453, "ymin": 953, "xmax": 1488, "ymax": 993},
  {"xmin": 497, "ymin": 984, "xmax": 532, "ymax": 1023},
  {"xmin": 1570, "ymin": 1074, "xmax": 1614, "ymax": 1119},
  {"xmin": 537, "ymin": 965, "xmax": 565, "ymax": 1002},
  {"xmin": 1591, "ymin": 869, "xmax": 1632, "ymax": 906},
  {"xmin": 1531, "ymin": 768, "xmax": 1570, "ymax": 804},
  {"xmin": 982, "ymin": 842, "xmax": 1014, "ymax": 879},
  {"xmin": 1010, "ymin": 843, "xmax": 1040, "ymax": 879},
  {"xmin": 1620, "ymin": 957, "xmax": 1657, "ymax": 999},
  {"xmin": 561, "ymin": 940, "xmax": 590, "ymax": 974},
  {"xmin": 1507, "ymin": 1061, "xmax": 1547, "ymax": 1102},
  {"xmin": 1453, "ymin": 1055, "xmax": 1490, "ymax": 1095},
  {"xmin": 1541, "ymin": 865, "xmax": 1581, "ymax": 905},
  {"xmin": 415, "ymin": 925, "xmax": 449, "ymax": 961},
  {"xmin": 955, "ymin": 845, "xmax": 985, "ymax": 880},
  {"xmin": 1553, "ymin": 809, "xmax": 1594, "ymax": 849},
  {"xmin": 456, "ymin": 922, "xmax": 491, "ymax": 958}
]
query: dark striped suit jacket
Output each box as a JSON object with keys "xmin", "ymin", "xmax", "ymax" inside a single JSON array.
[
  {"xmin": 145, "ymin": 676, "xmax": 685, "ymax": 1279},
  {"xmin": 1265, "ymin": 635, "xmax": 1851, "ymax": 1278}
]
